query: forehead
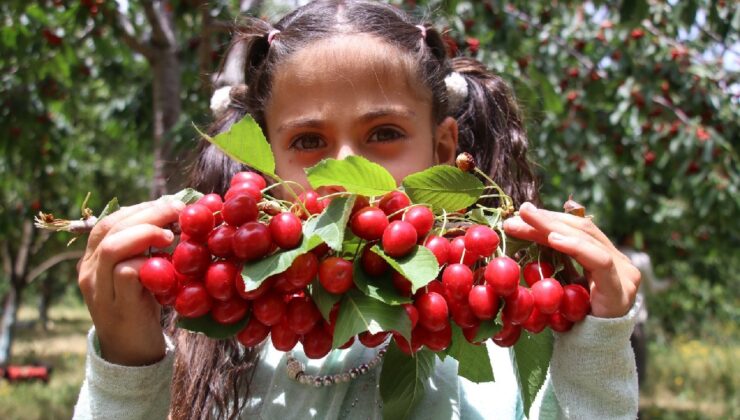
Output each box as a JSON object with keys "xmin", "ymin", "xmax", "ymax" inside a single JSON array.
[{"xmin": 268, "ymin": 34, "xmax": 430, "ymax": 110}]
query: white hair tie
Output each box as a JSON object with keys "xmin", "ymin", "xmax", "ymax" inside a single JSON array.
[
  {"xmin": 210, "ymin": 86, "xmax": 233, "ymax": 117},
  {"xmin": 445, "ymin": 72, "xmax": 468, "ymax": 112}
]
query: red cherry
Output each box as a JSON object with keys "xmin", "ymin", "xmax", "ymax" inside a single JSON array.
[
  {"xmin": 391, "ymin": 271, "xmax": 412, "ymax": 296},
  {"xmin": 467, "ymin": 284, "xmax": 499, "ymax": 320},
  {"xmin": 423, "ymin": 235, "xmax": 450, "ymax": 266},
  {"xmin": 252, "ymin": 292, "xmax": 286, "ymax": 326},
  {"xmin": 207, "ymin": 225, "xmax": 236, "ymax": 258},
  {"xmin": 302, "ymin": 324, "xmax": 333, "ymax": 359},
  {"xmin": 419, "ymin": 322, "xmax": 452, "ymax": 352},
  {"xmin": 403, "ymin": 303, "xmax": 419, "ymax": 329},
  {"xmin": 531, "ymin": 278, "xmax": 564, "ymax": 315},
  {"xmin": 338, "ymin": 335, "xmax": 355, "ymax": 349},
  {"xmin": 462, "ymin": 323, "xmax": 482, "ymax": 344},
  {"xmin": 139, "ymin": 257, "xmax": 177, "ymax": 295},
  {"xmin": 382, "ymin": 221, "xmax": 418, "ymax": 258},
  {"xmin": 179, "ymin": 203, "xmax": 215, "ymax": 241},
  {"xmin": 359, "ymin": 331, "xmax": 390, "ymax": 348},
  {"xmin": 449, "ymin": 237, "xmax": 478, "ymax": 266},
  {"xmin": 286, "ymin": 296, "xmax": 321, "ymax": 335},
  {"xmin": 172, "ymin": 240, "xmax": 211, "ymax": 277},
  {"xmin": 271, "ymin": 317, "xmax": 299, "ymax": 351},
  {"xmin": 393, "ymin": 332, "xmax": 422, "ymax": 355},
  {"xmin": 549, "ymin": 311, "xmax": 574, "ymax": 333},
  {"xmin": 222, "ymin": 195, "xmax": 258, "ymax": 227},
  {"xmin": 415, "ymin": 291, "xmax": 449, "ymax": 332},
  {"xmin": 361, "ymin": 245, "xmax": 389, "ymax": 276},
  {"xmin": 417, "ymin": 280, "xmax": 445, "ymax": 298},
  {"xmin": 154, "ymin": 290, "xmax": 177, "ymax": 306},
  {"xmin": 402, "ymin": 206, "xmax": 434, "ymax": 238},
  {"xmin": 318, "ymin": 257, "xmax": 354, "ymax": 294},
  {"xmin": 492, "ymin": 322, "xmax": 522, "ymax": 347},
  {"xmin": 235, "ymin": 275, "xmax": 273, "ymax": 301},
  {"xmin": 272, "ymin": 273, "xmax": 301, "ymax": 294},
  {"xmin": 379, "ymin": 191, "xmax": 411, "ymax": 221},
  {"xmin": 560, "ymin": 284, "xmax": 591, "ymax": 322},
  {"xmin": 503, "ymin": 286, "xmax": 534, "ymax": 325},
  {"xmin": 230, "ymin": 171, "xmax": 267, "ymax": 190},
  {"xmin": 521, "ymin": 307, "xmax": 549, "ymax": 333},
  {"xmin": 522, "ymin": 261, "xmax": 555, "ymax": 287},
  {"xmin": 174, "ymin": 283, "xmax": 213, "ymax": 318},
  {"xmin": 232, "ymin": 222, "xmax": 273, "ymax": 261},
  {"xmin": 225, "ymin": 182, "xmax": 262, "ymax": 202},
  {"xmin": 442, "ymin": 264, "xmax": 474, "ymax": 302},
  {"xmin": 295, "ymin": 190, "xmax": 323, "ymax": 217},
  {"xmin": 236, "ymin": 317, "xmax": 270, "ymax": 347},
  {"xmin": 464, "ymin": 225, "xmax": 500, "ymax": 258},
  {"xmin": 211, "ymin": 297, "xmax": 249, "ymax": 324},
  {"xmin": 196, "ymin": 193, "xmax": 224, "ymax": 225},
  {"xmin": 269, "ymin": 212, "xmax": 303, "ymax": 249},
  {"xmin": 204, "ymin": 261, "xmax": 238, "ymax": 301},
  {"xmin": 350, "ymin": 207, "xmax": 389, "ymax": 240},
  {"xmin": 283, "ymin": 252, "xmax": 319, "ymax": 289},
  {"xmin": 350, "ymin": 196, "xmax": 371, "ymax": 215},
  {"xmin": 449, "ymin": 300, "xmax": 479, "ymax": 329},
  {"xmin": 485, "ymin": 257, "xmax": 521, "ymax": 297}
]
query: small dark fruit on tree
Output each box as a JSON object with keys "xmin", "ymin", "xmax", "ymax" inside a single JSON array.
[
  {"xmin": 485, "ymin": 256, "xmax": 520, "ymax": 297},
  {"xmin": 531, "ymin": 277, "xmax": 564, "ymax": 315},
  {"xmin": 464, "ymin": 225, "xmax": 500, "ymax": 258},
  {"xmin": 382, "ymin": 221, "xmax": 418, "ymax": 258},
  {"xmin": 175, "ymin": 283, "xmax": 213, "ymax": 318},
  {"xmin": 318, "ymin": 257, "xmax": 354, "ymax": 294}
]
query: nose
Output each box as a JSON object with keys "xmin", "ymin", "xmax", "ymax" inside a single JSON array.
[{"xmin": 335, "ymin": 142, "xmax": 357, "ymax": 161}]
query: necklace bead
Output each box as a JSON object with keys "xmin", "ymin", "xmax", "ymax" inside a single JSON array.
[{"xmin": 286, "ymin": 342, "xmax": 389, "ymax": 387}]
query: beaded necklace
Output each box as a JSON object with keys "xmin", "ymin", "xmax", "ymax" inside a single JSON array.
[{"xmin": 285, "ymin": 343, "xmax": 389, "ymax": 387}]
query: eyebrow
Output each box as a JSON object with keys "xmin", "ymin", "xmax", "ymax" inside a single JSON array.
[{"xmin": 276, "ymin": 107, "xmax": 417, "ymax": 134}]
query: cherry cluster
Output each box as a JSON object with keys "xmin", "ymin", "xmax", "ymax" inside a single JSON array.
[{"xmin": 138, "ymin": 171, "xmax": 591, "ymax": 358}]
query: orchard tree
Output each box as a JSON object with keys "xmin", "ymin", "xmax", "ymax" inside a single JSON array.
[{"xmin": 409, "ymin": 0, "xmax": 738, "ymax": 332}]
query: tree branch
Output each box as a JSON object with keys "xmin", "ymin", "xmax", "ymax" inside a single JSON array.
[
  {"xmin": 27, "ymin": 250, "xmax": 85, "ymax": 285},
  {"xmin": 651, "ymin": 95, "xmax": 691, "ymax": 124},
  {"xmin": 1, "ymin": 242, "xmax": 11, "ymax": 279},
  {"xmin": 13, "ymin": 220, "xmax": 33, "ymax": 280},
  {"xmin": 143, "ymin": 1, "xmax": 177, "ymax": 49},
  {"xmin": 104, "ymin": 4, "xmax": 155, "ymax": 60}
]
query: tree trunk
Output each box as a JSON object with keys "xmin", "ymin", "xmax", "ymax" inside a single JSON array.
[
  {"xmin": 38, "ymin": 276, "xmax": 52, "ymax": 331},
  {"xmin": 0, "ymin": 284, "xmax": 22, "ymax": 366},
  {"xmin": 151, "ymin": 49, "xmax": 182, "ymax": 198}
]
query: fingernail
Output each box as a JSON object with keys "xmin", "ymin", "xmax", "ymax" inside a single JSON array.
[
  {"xmin": 163, "ymin": 229, "xmax": 174, "ymax": 241},
  {"xmin": 521, "ymin": 202, "xmax": 536, "ymax": 212},
  {"xmin": 172, "ymin": 200, "xmax": 186, "ymax": 210},
  {"xmin": 549, "ymin": 232, "xmax": 567, "ymax": 243},
  {"xmin": 503, "ymin": 216, "xmax": 523, "ymax": 228}
]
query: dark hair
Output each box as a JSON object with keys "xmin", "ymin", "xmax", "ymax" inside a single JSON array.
[{"xmin": 176, "ymin": 1, "xmax": 540, "ymax": 418}]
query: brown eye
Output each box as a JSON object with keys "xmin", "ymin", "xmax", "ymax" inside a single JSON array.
[
  {"xmin": 368, "ymin": 127, "xmax": 405, "ymax": 143},
  {"xmin": 290, "ymin": 134, "xmax": 327, "ymax": 151}
]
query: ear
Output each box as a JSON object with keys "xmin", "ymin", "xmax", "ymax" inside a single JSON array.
[{"xmin": 434, "ymin": 116, "xmax": 459, "ymax": 165}]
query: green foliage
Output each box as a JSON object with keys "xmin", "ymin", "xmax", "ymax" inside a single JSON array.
[
  {"xmin": 512, "ymin": 330, "xmax": 554, "ymax": 416},
  {"xmin": 402, "ymin": 165, "xmax": 486, "ymax": 211},
  {"xmin": 306, "ymin": 155, "xmax": 398, "ymax": 196},
  {"xmin": 332, "ymin": 289, "xmax": 412, "ymax": 347},
  {"xmin": 443, "ymin": 324, "xmax": 495, "ymax": 383},
  {"xmin": 196, "ymin": 115, "xmax": 276, "ymax": 177},
  {"xmin": 176, "ymin": 314, "xmax": 249, "ymax": 340},
  {"xmin": 371, "ymin": 245, "xmax": 440, "ymax": 294},
  {"xmin": 379, "ymin": 344, "xmax": 436, "ymax": 420}
]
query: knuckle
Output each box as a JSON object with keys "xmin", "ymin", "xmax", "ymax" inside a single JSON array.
[
  {"xmin": 98, "ymin": 237, "xmax": 119, "ymax": 259},
  {"xmin": 78, "ymin": 273, "xmax": 94, "ymax": 296},
  {"xmin": 113, "ymin": 263, "xmax": 139, "ymax": 281},
  {"xmin": 90, "ymin": 216, "xmax": 115, "ymax": 238}
]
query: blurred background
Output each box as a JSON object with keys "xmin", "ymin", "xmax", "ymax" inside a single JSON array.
[{"xmin": 0, "ymin": 0, "xmax": 737, "ymax": 418}]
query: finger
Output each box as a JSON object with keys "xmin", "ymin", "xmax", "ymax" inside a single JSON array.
[
  {"xmin": 95, "ymin": 224, "xmax": 176, "ymax": 301},
  {"xmin": 111, "ymin": 256, "xmax": 159, "ymax": 308},
  {"xmin": 107, "ymin": 199, "xmax": 185, "ymax": 236},
  {"xmin": 547, "ymin": 231, "xmax": 622, "ymax": 293},
  {"xmin": 533, "ymin": 208, "xmax": 620, "ymax": 253},
  {"xmin": 503, "ymin": 216, "xmax": 549, "ymax": 244},
  {"xmin": 86, "ymin": 202, "xmax": 159, "ymax": 254},
  {"xmin": 516, "ymin": 203, "xmax": 603, "ymax": 249}
]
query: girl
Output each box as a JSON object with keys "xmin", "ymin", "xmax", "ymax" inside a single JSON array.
[{"xmin": 73, "ymin": 1, "xmax": 641, "ymax": 419}]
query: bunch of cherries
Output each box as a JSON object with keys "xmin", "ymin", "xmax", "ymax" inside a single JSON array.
[{"xmin": 139, "ymin": 171, "xmax": 591, "ymax": 358}]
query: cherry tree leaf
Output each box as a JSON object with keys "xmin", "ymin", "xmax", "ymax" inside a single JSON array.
[
  {"xmin": 305, "ymin": 156, "xmax": 397, "ymax": 197},
  {"xmin": 311, "ymin": 195, "xmax": 356, "ymax": 251},
  {"xmin": 332, "ymin": 289, "xmax": 411, "ymax": 348},
  {"xmin": 176, "ymin": 314, "xmax": 249, "ymax": 339},
  {"xmin": 443, "ymin": 324, "xmax": 494, "ymax": 383},
  {"xmin": 512, "ymin": 330, "xmax": 554, "ymax": 416},
  {"xmin": 194, "ymin": 114, "xmax": 275, "ymax": 177},
  {"xmin": 379, "ymin": 344, "xmax": 435, "ymax": 420},
  {"xmin": 352, "ymin": 257, "xmax": 412, "ymax": 306},
  {"xmin": 371, "ymin": 245, "xmax": 439, "ymax": 294},
  {"xmin": 402, "ymin": 165, "xmax": 485, "ymax": 211},
  {"xmin": 309, "ymin": 278, "xmax": 342, "ymax": 322}
]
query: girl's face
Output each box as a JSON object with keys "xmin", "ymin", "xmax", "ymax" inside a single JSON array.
[{"xmin": 265, "ymin": 34, "xmax": 458, "ymax": 191}]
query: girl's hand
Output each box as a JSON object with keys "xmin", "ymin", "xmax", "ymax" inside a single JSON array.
[
  {"xmin": 503, "ymin": 202, "xmax": 641, "ymax": 318},
  {"xmin": 76, "ymin": 199, "xmax": 185, "ymax": 366}
]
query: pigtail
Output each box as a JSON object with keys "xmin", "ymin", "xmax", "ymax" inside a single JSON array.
[{"xmin": 450, "ymin": 57, "xmax": 541, "ymax": 208}]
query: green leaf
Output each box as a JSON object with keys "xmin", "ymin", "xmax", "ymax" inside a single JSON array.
[
  {"xmin": 97, "ymin": 197, "xmax": 119, "ymax": 220},
  {"xmin": 512, "ymin": 330, "xmax": 554, "ymax": 416},
  {"xmin": 619, "ymin": 0, "xmax": 649, "ymax": 24},
  {"xmin": 241, "ymin": 229, "xmax": 324, "ymax": 291},
  {"xmin": 309, "ymin": 278, "xmax": 342, "ymax": 322},
  {"xmin": 472, "ymin": 318, "xmax": 502, "ymax": 343},
  {"xmin": 444, "ymin": 324, "xmax": 495, "ymax": 383},
  {"xmin": 528, "ymin": 68, "xmax": 563, "ymax": 114},
  {"xmin": 311, "ymin": 195, "xmax": 356, "ymax": 250},
  {"xmin": 371, "ymin": 245, "xmax": 439, "ymax": 294},
  {"xmin": 352, "ymin": 256, "xmax": 412, "ymax": 305},
  {"xmin": 379, "ymin": 344, "xmax": 436, "ymax": 420},
  {"xmin": 195, "ymin": 114, "xmax": 275, "ymax": 177},
  {"xmin": 177, "ymin": 314, "xmax": 249, "ymax": 339},
  {"xmin": 305, "ymin": 156, "xmax": 397, "ymax": 196},
  {"xmin": 402, "ymin": 165, "xmax": 485, "ymax": 211},
  {"xmin": 332, "ymin": 289, "xmax": 411, "ymax": 348},
  {"xmin": 163, "ymin": 188, "xmax": 204, "ymax": 205}
]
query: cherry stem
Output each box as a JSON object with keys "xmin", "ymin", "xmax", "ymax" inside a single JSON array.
[
  {"xmin": 270, "ymin": 176, "xmax": 310, "ymax": 216},
  {"xmin": 474, "ymin": 168, "xmax": 514, "ymax": 211}
]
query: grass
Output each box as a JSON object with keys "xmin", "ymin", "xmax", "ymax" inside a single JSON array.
[{"xmin": 0, "ymin": 299, "xmax": 737, "ymax": 419}]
